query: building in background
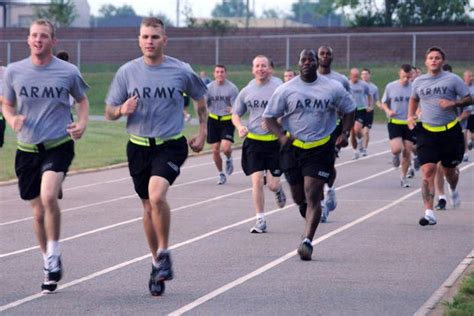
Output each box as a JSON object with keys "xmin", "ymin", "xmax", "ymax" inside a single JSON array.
[{"xmin": 0, "ymin": 0, "xmax": 90, "ymax": 27}]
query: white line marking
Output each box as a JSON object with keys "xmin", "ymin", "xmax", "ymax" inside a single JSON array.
[
  {"xmin": 0, "ymin": 160, "xmax": 403, "ymax": 311},
  {"xmin": 414, "ymin": 249, "xmax": 474, "ymax": 316}
]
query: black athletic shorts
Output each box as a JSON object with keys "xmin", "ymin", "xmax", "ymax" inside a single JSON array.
[
  {"xmin": 467, "ymin": 114, "xmax": 474, "ymax": 133},
  {"xmin": 127, "ymin": 136, "xmax": 188, "ymax": 199},
  {"xmin": 281, "ymin": 136, "xmax": 336, "ymax": 186},
  {"xmin": 0, "ymin": 117, "xmax": 5, "ymax": 148},
  {"xmin": 241, "ymin": 138, "xmax": 282, "ymax": 177},
  {"xmin": 207, "ymin": 117, "xmax": 235, "ymax": 144},
  {"xmin": 15, "ymin": 140, "xmax": 74, "ymax": 200},
  {"xmin": 416, "ymin": 123, "xmax": 464, "ymax": 168},
  {"xmin": 355, "ymin": 109, "xmax": 370, "ymax": 128},
  {"xmin": 365, "ymin": 110, "xmax": 374, "ymax": 129},
  {"xmin": 387, "ymin": 122, "xmax": 415, "ymax": 142}
]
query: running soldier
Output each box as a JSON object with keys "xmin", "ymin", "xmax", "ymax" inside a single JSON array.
[
  {"xmin": 232, "ymin": 55, "xmax": 287, "ymax": 234},
  {"xmin": 0, "ymin": 60, "xmax": 6, "ymax": 148},
  {"xmin": 349, "ymin": 68, "xmax": 371, "ymax": 159},
  {"xmin": 205, "ymin": 64, "xmax": 239, "ymax": 184},
  {"xmin": 317, "ymin": 45, "xmax": 351, "ymax": 220},
  {"xmin": 461, "ymin": 70, "xmax": 474, "ymax": 161},
  {"xmin": 105, "ymin": 17, "xmax": 208, "ymax": 296},
  {"xmin": 283, "ymin": 69, "xmax": 297, "ymax": 82},
  {"xmin": 408, "ymin": 46, "xmax": 472, "ymax": 226},
  {"xmin": 2, "ymin": 19, "xmax": 89, "ymax": 293},
  {"xmin": 380, "ymin": 64, "xmax": 415, "ymax": 187},
  {"xmin": 264, "ymin": 49, "xmax": 355, "ymax": 261},
  {"xmin": 361, "ymin": 68, "xmax": 380, "ymax": 156}
]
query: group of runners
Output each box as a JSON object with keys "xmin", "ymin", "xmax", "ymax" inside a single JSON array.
[{"xmin": 1, "ymin": 18, "xmax": 472, "ymax": 296}]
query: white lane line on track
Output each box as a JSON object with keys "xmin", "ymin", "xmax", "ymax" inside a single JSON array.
[
  {"xmin": 0, "ymin": 146, "xmax": 390, "ymax": 226},
  {"xmin": 0, "ymin": 163, "xmax": 401, "ymax": 311},
  {"xmin": 0, "ymin": 171, "xmax": 244, "ymax": 226},
  {"xmin": 168, "ymin": 163, "xmax": 474, "ymax": 316}
]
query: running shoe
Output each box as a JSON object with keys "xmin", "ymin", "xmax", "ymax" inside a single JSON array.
[
  {"xmin": 42, "ymin": 256, "xmax": 63, "ymax": 294},
  {"xmin": 217, "ymin": 173, "xmax": 226, "ymax": 185},
  {"xmin": 435, "ymin": 198, "xmax": 446, "ymax": 210},
  {"xmin": 413, "ymin": 156, "xmax": 420, "ymax": 171},
  {"xmin": 320, "ymin": 203, "xmax": 329, "ymax": 223},
  {"xmin": 250, "ymin": 217, "xmax": 267, "ymax": 233},
  {"xmin": 298, "ymin": 203, "xmax": 307, "ymax": 218},
  {"xmin": 407, "ymin": 166, "xmax": 415, "ymax": 178},
  {"xmin": 392, "ymin": 154, "xmax": 400, "ymax": 168},
  {"xmin": 156, "ymin": 252, "xmax": 174, "ymax": 281},
  {"xmin": 275, "ymin": 188, "xmax": 287, "ymax": 208},
  {"xmin": 419, "ymin": 212, "xmax": 437, "ymax": 226},
  {"xmin": 297, "ymin": 239, "xmax": 313, "ymax": 261},
  {"xmin": 41, "ymin": 268, "xmax": 58, "ymax": 294},
  {"xmin": 400, "ymin": 177, "xmax": 410, "ymax": 188},
  {"xmin": 225, "ymin": 157, "xmax": 234, "ymax": 175},
  {"xmin": 468, "ymin": 141, "xmax": 473, "ymax": 151},
  {"xmin": 352, "ymin": 151, "xmax": 360, "ymax": 160},
  {"xmin": 324, "ymin": 187, "xmax": 337, "ymax": 212},
  {"xmin": 361, "ymin": 148, "xmax": 368, "ymax": 157},
  {"xmin": 449, "ymin": 188, "xmax": 461, "ymax": 209}
]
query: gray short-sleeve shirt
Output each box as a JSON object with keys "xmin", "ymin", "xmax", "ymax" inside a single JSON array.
[
  {"xmin": 350, "ymin": 80, "xmax": 370, "ymax": 110},
  {"xmin": 382, "ymin": 80, "xmax": 412, "ymax": 120},
  {"xmin": 106, "ymin": 56, "xmax": 207, "ymax": 138},
  {"xmin": 205, "ymin": 79, "xmax": 239, "ymax": 116},
  {"xmin": 3, "ymin": 57, "xmax": 89, "ymax": 144}
]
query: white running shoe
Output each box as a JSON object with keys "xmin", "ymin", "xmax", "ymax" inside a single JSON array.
[
  {"xmin": 419, "ymin": 210, "xmax": 437, "ymax": 226},
  {"xmin": 400, "ymin": 177, "xmax": 410, "ymax": 188},
  {"xmin": 352, "ymin": 151, "xmax": 360, "ymax": 160},
  {"xmin": 449, "ymin": 187, "xmax": 461, "ymax": 209},
  {"xmin": 225, "ymin": 157, "xmax": 234, "ymax": 175},
  {"xmin": 275, "ymin": 188, "xmax": 287, "ymax": 208},
  {"xmin": 250, "ymin": 217, "xmax": 267, "ymax": 233},
  {"xmin": 217, "ymin": 173, "xmax": 226, "ymax": 185},
  {"xmin": 324, "ymin": 187, "xmax": 337, "ymax": 212}
]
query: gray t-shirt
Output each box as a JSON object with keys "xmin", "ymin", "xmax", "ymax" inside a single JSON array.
[
  {"xmin": 350, "ymin": 80, "xmax": 370, "ymax": 110},
  {"xmin": 318, "ymin": 70, "xmax": 351, "ymax": 92},
  {"xmin": 233, "ymin": 78, "xmax": 281, "ymax": 135},
  {"xmin": 411, "ymin": 71, "xmax": 470, "ymax": 126},
  {"xmin": 3, "ymin": 57, "xmax": 88, "ymax": 144},
  {"xmin": 106, "ymin": 56, "xmax": 207, "ymax": 139},
  {"xmin": 205, "ymin": 79, "xmax": 239, "ymax": 116},
  {"xmin": 248, "ymin": 76, "xmax": 283, "ymax": 86},
  {"xmin": 366, "ymin": 81, "xmax": 379, "ymax": 108},
  {"xmin": 382, "ymin": 80, "xmax": 412, "ymax": 121},
  {"xmin": 263, "ymin": 75, "xmax": 356, "ymax": 142},
  {"xmin": 464, "ymin": 84, "xmax": 474, "ymax": 114}
]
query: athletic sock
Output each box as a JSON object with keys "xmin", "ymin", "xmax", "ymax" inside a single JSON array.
[
  {"xmin": 438, "ymin": 195, "xmax": 447, "ymax": 201},
  {"xmin": 256, "ymin": 212, "xmax": 265, "ymax": 220},
  {"xmin": 46, "ymin": 240, "xmax": 60, "ymax": 258},
  {"xmin": 425, "ymin": 209, "xmax": 434, "ymax": 217}
]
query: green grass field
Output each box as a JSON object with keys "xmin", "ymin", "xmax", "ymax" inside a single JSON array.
[
  {"xmin": 1, "ymin": 62, "xmax": 472, "ymax": 182},
  {"xmin": 443, "ymin": 271, "xmax": 474, "ymax": 315}
]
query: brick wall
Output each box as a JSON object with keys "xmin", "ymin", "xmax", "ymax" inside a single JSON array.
[{"xmin": 1, "ymin": 26, "xmax": 473, "ymax": 67}]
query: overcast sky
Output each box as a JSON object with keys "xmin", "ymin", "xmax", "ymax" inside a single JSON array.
[{"xmin": 88, "ymin": 0, "xmax": 297, "ymax": 25}]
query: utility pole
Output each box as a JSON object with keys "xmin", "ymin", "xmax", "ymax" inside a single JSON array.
[
  {"xmin": 176, "ymin": 0, "xmax": 180, "ymax": 27},
  {"xmin": 245, "ymin": 0, "xmax": 250, "ymax": 29}
]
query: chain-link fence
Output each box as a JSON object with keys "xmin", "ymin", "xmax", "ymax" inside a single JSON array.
[{"xmin": 1, "ymin": 31, "xmax": 473, "ymax": 69}]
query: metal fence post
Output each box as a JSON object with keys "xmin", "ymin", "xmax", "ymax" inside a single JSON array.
[
  {"xmin": 286, "ymin": 36, "xmax": 290, "ymax": 69},
  {"xmin": 77, "ymin": 40, "xmax": 81, "ymax": 70},
  {"xmin": 7, "ymin": 41, "xmax": 11, "ymax": 64},
  {"xmin": 346, "ymin": 34, "xmax": 350, "ymax": 69},
  {"xmin": 215, "ymin": 37, "xmax": 219, "ymax": 65},
  {"xmin": 412, "ymin": 34, "xmax": 416, "ymax": 66}
]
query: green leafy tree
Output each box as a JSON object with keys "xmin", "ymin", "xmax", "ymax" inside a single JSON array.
[
  {"xmin": 98, "ymin": 4, "xmax": 136, "ymax": 18},
  {"xmin": 35, "ymin": 0, "xmax": 77, "ymax": 27},
  {"xmin": 291, "ymin": 0, "xmax": 343, "ymax": 26},
  {"xmin": 396, "ymin": 0, "xmax": 471, "ymax": 26},
  {"xmin": 211, "ymin": 0, "xmax": 254, "ymax": 18}
]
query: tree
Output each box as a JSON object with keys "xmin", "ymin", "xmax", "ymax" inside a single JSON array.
[
  {"xmin": 261, "ymin": 9, "xmax": 281, "ymax": 19},
  {"xmin": 395, "ymin": 0, "xmax": 471, "ymax": 26},
  {"xmin": 98, "ymin": 4, "xmax": 136, "ymax": 18},
  {"xmin": 291, "ymin": 0, "xmax": 343, "ymax": 26},
  {"xmin": 211, "ymin": 0, "xmax": 254, "ymax": 18},
  {"xmin": 35, "ymin": 0, "xmax": 77, "ymax": 27}
]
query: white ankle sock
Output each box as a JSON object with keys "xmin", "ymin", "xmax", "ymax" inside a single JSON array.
[
  {"xmin": 46, "ymin": 240, "xmax": 60, "ymax": 258},
  {"xmin": 256, "ymin": 213, "xmax": 265, "ymax": 220},
  {"xmin": 438, "ymin": 195, "xmax": 447, "ymax": 201}
]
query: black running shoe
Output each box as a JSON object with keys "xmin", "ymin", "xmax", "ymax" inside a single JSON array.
[
  {"xmin": 156, "ymin": 252, "xmax": 173, "ymax": 281},
  {"xmin": 297, "ymin": 240, "xmax": 313, "ymax": 261},
  {"xmin": 47, "ymin": 255, "xmax": 63, "ymax": 282},
  {"xmin": 149, "ymin": 265, "xmax": 166, "ymax": 296},
  {"xmin": 435, "ymin": 198, "xmax": 446, "ymax": 210}
]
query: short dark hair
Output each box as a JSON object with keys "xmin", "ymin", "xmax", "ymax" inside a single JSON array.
[
  {"xmin": 442, "ymin": 64, "xmax": 452, "ymax": 72},
  {"xmin": 425, "ymin": 46, "xmax": 445, "ymax": 60},
  {"xmin": 141, "ymin": 17, "xmax": 165, "ymax": 30},
  {"xmin": 317, "ymin": 46, "xmax": 333, "ymax": 55},
  {"xmin": 401, "ymin": 64, "xmax": 412, "ymax": 73},
  {"xmin": 285, "ymin": 69, "xmax": 297, "ymax": 75},
  {"xmin": 56, "ymin": 50, "xmax": 69, "ymax": 62},
  {"xmin": 215, "ymin": 64, "xmax": 227, "ymax": 71},
  {"xmin": 361, "ymin": 68, "xmax": 371, "ymax": 74}
]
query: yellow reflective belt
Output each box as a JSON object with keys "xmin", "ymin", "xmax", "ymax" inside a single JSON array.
[
  {"xmin": 389, "ymin": 118, "xmax": 408, "ymax": 125},
  {"xmin": 129, "ymin": 133, "xmax": 183, "ymax": 147},
  {"xmin": 209, "ymin": 113, "xmax": 232, "ymax": 121},
  {"xmin": 246, "ymin": 132, "xmax": 278, "ymax": 141},
  {"xmin": 422, "ymin": 119, "xmax": 458, "ymax": 132},
  {"xmin": 17, "ymin": 135, "xmax": 72, "ymax": 153},
  {"xmin": 291, "ymin": 135, "xmax": 331, "ymax": 150}
]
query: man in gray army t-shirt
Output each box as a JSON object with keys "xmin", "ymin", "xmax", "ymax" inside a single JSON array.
[
  {"xmin": 264, "ymin": 49, "xmax": 355, "ymax": 261},
  {"xmin": 232, "ymin": 55, "xmax": 287, "ymax": 234},
  {"xmin": 2, "ymin": 19, "xmax": 89, "ymax": 293},
  {"xmin": 349, "ymin": 68, "xmax": 371, "ymax": 159},
  {"xmin": 205, "ymin": 64, "xmax": 239, "ymax": 185},
  {"xmin": 408, "ymin": 46, "xmax": 472, "ymax": 226},
  {"xmin": 105, "ymin": 17, "xmax": 208, "ymax": 296}
]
